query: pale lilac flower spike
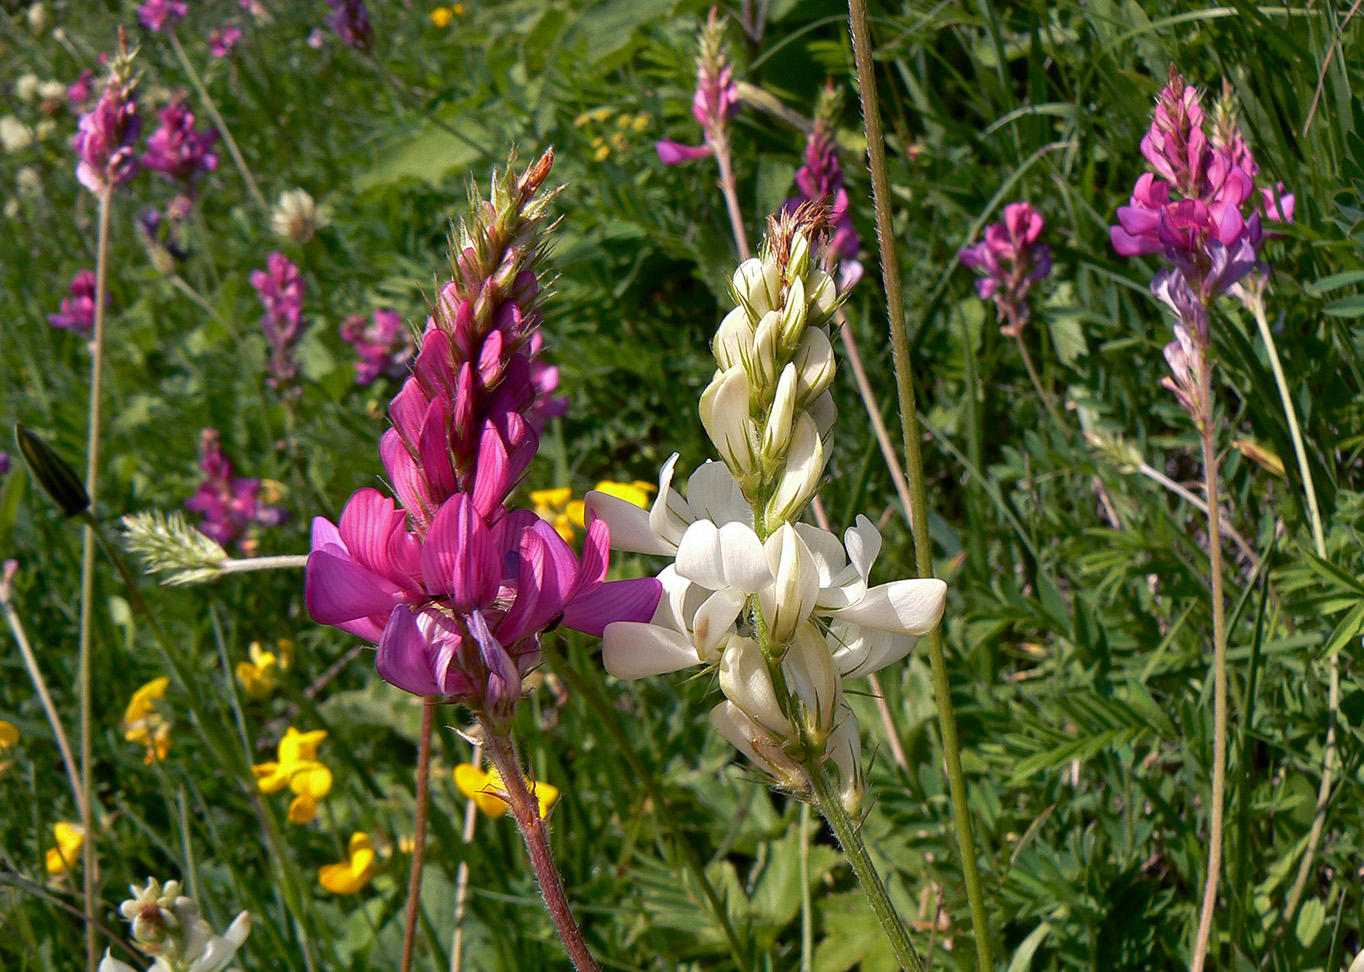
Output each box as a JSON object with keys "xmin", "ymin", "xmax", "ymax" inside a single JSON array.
[
  {"xmin": 185, "ymin": 429, "xmax": 286, "ymax": 549},
  {"xmin": 251, "ymin": 252, "xmax": 308, "ymax": 393},
  {"xmin": 785, "ymin": 81, "xmax": 862, "ymax": 292},
  {"xmin": 142, "ymin": 97, "xmax": 219, "ymax": 190},
  {"xmin": 72, "ymin": 68, "xmax": 141, "ymax": 196},
  {"xmin": 339, "ymin": 308, "xmax": 412, "ymax": 385},
  {"xmin": 210, "ymin": 25, "xmax": 244, "ymax": 59},
  {"xmin": 49, "ymin": 269, "xmax": 104, "ymax": 332},
  {"xmin": 959, "ymin": 202, "xmax": 1051, "ymax": 337},
  {"xmin": 656, "ymin": 8, "xmax": 737, "ymax": 167}
]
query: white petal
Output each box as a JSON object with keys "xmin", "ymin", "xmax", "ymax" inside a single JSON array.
[
  {"xmin": 699, "ymin": 367, "xmax": 756, "ymax": 476},
  {"xmin": 719, "ymin": 636, "xmax": 791, "ymax": 735},
  {"xmin": 603, "ymin": 621, "xmax": 703, "ymax": 679},
  {"xmin": 828, "ymin": 578, "xmax": 947, "ymax": 635},
  {"xmin": 758, "ymin": 524, "xmax": 819, "ymax": 643},
  {"xmin": 685, "ymin": 461, "xmax": 751, "ymax": 526},
  {"xmin": 709, "ymin": 700, "xmax": 765, "ymax": 767},
  {"xmin": 99, "ymin": 953, "xmax": 139, "ymax": 972},
  {"xmin": 809, "ymin": 390, "xmax": 838, "ymax": 436},
  {"xmin": 766, "ymin": 413, "xmax": 824, "ymax": 523},
  {"xmin": 795, "ymin": 522, "xmax": 846, "ymax": 587},
  {"xmin": 714, "ymin": 306, "xmax": 754, "ymax": 372},
  {"xmin": 761, "ymin": 363, "xmax": 797, "ymax": 462},
  {"xmin": 783, "ymin": 623, "xmax": 838, "ymax": 732},
  {"xmin": 828, "ymin": 621, "xmax": 915, "ymax": 679},
  {"xmin": 793, "ymin": 328, "xmax": 836, "ymax": 406},
  {"xmin": 675, "ymin": 520, "xmax": 727, "ymax": 590},
  {"xmin": 649, "ymin": 454, "xmax": 694, "ymax": 546},
  {"xmin": 692, "ymin": 587, "xmax": 746, "ymax": 657},
  {"xmin": 584, "ymin": 490, "xmax": 674, "ymax": 556},
  {"xmin": 844, "ymin": 515, "xmax": 881, "ymax": 582},
  {"xmin": 717, "ymin": 522, "xmax": 770, "ymax": 593}
]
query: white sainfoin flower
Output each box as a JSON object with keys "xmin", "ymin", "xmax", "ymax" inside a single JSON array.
[{"xmin": 102, "ymin": 879, "xmax": 250, "ymax": 972}]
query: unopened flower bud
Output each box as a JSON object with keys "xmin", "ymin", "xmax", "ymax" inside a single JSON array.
[
  {"xmin": 783, "ymin": 623, "xmax": 838, "ymax": 738},
  {"xmin": 761, "ymin": 363, "xmax": 797, "ymax": 464},
  {"xmin": 752, "ymin": 310, "xmax": 781, "ymax": 386},
  {"xmin": 779, "ymin": 275, "xmax": 807, "ymax": 346},
  {"xmin": 719, "ymin": 635, "xmax": 792, "ymax": 737},
  {"xmin": 827, "ymin": 706, "xmax": 864, "ymax": 814},
  {"xmin": 15, "ymin": 425, "xmax": 89, "ymax": 517},
  {"xmin": 765, "ymin": 413, "xmax": 824, "ymax": 524},
  {"xmin": 804, "ymin": 268, "xmax": 838, "ymax": 326},
  {"xmin": 709, "ymin": 700, "xmax": 805, "ymax": 791},
  {"xmin": 733, "ymin": 258, "xmax": 782, "ymax": 318},
  {"xmin": 792, "ymin": 329, "xmax": 835, "ymax": 406},
  {"xmin": 699, "ymin": 366, "xmax": 757, "ymax": 478},
  {"xmin": 713, "ymin": 306, "xmax": 753, "ymax": 372},
  {"xmin": 787, "ymin": 230, "xmax": 812, "ymax": 280},
  {"xmin": 809, "ymin": 391, "xmax": 837, "ymax": 436},
  {"xmin": 758, "ymin": 523, "xmax": 819, "ymax": 644}
]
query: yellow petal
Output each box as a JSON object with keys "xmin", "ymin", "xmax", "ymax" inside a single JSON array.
[
  {"xmin": 47, "ymin": 822, "xmax": 85, "ymax": 874},
  {"xmin": 554, "ymin": 513, "xmax": 577, "ymax": 542},
  {"xmin": 349, "ymin": 831, "xmax": 376, "ymax": 870},
  {"xmin": 124, "ymin": 677, "xmax": 170, "ymax": 724},
  {"xmin": 0, "ymin": 720, "xmax": 18, "ymax": 749},
  {"xmin": 530, "ymin": 781, "xmax": 560, "ymax": 820},
  {"xmin": 288, "ymin": 794, "xmax": 319, "ymax": 824},
  {"xmin": 319, "ymin": 859, "xmax": 374, "ymax": 894},
  {"xmin": 144, "ymin": 724, "xmax": 171, "ymax": 764},
  {"xmin": 253, "ymin": 761, "xmax": 290, "ymax": 794},
  {"xmin": 288, "ymin": 761, "xmax": 333, "ymax": 799},
  {"xmin": 565, "ymin": 501, "xmax": 585, "ymax": 530},
  {"xmin": 279, "ymin": 727, "xmax": 327, "ymax": 764},
  {"xmin": 530, "ymin": 487, "xmax": 572, "ymax": 510},
  {"xmin": 454, "ymin": 763, "xmax": 509, "ymax": 818}
]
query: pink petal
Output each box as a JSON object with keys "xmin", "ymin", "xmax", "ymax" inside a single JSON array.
[
  {"xmin": 561, "ymin": 577, "xmax": 663, "ymax": 637},
  {"xmin": 655, "ymin": 139, "xmax": 713, "ymax": 165},
  {"xmin": 338, "ymin": 488, "xmax": 404, "ymax": 575},
  {"xmin": 305, "ymin": 550, "xmax": 402, "ymax": 626},
  {"xmin": 376, "ymin": 606, "xmax": 441, "ymax": 696}
]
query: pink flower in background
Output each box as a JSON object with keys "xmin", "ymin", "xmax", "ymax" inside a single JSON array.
[
  {"xmin": 48, "ymin": 269, "xmax": 105, "ymax": 332},
  {"xmin": 959, "ymin": 202, "xmax": 1052, "ymax": 337},
  {"xmin": 185, "ymin": 429, "xmax": 287, "ymax": 549},
  {"xmin": 340, "ymin": 308, "xmax": 412, "ymax": 385},
  {"xmin": 305, "ymin": 151, "xmax": 661, "ymax": 724},
  {"xmin": 137, "ymin": 0, "xmax": 188, "ymax": 32},
  {"xmin": 324, "ymin": 0, "xmax": 373, "ymax": 52},
  {"xmin": 525, "ymin": 332, "xmax": 568, "ymax": 432},
  {"xmin": 142, "ymin": 97, "xmax": 219, "ymax": 189},
  {"xmin": 0, "ymin": 453, "xmax": 10, "ymax": 476},
  {"xmin": 66, "ymin": 70, "xmax": 94, "ymax": 112},
  {"xmin": 72, "ymin": 76, "xmax": 141, "ymax": 196},
  {"xmin": 210, "ymin": 25, "xmax": 244, "ymax": 58},
  {"xmin": 656, "ymin": 9, "xmax": 737, "ymax": 167},
  {"xmin": 251, "ymin": 252, "xmax": 307, "ymax": 392},
  {"xmin": 785, "ymin": 81, "xmax": 861, "ymax": 290}
]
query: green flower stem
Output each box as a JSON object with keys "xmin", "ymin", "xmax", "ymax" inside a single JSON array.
[
  {"xmin": 218, "ymin": 554, "xmax": 310, "ymax": 575},
  {"xmin": 800, "ymin": 802, "xmax": 814, "ymax": 972},
  {"xmin": 479, "ymin": 722, "xmax": 602, "ymax": 972},
  {"xmin": 77, "ymin": 192, "xmax": 112, "ymax": 972},
  {"xmin": 1248, "ymin": 294, "xmax": 1337, "ymax": 923},
  {"xmin": 543, "ymin": 643, "xmax": 754, "ymax": 972},
  {"xmin": 807, "ymin": 758, "xmax": 925, "ymax": 972},
  {"xmin": 846, "ymin": 2, "xmax": 993, "ymax": 967},
  {"xmin": 712, "ymin": 130, "xmax": 752, "ymax": 261},
  {"xmin": 1013, "ymin": 331, "xmax": 1067, "ymax": 433},
  {"xmin": 400, "ymin": 700, "xmax": 436, "ymax": 972},
  {"xmin": 1190, "ymin": 359, "xmax": 1228, "ymax": 972},
  {"xmin": 168, "ymin": 29, "xmax": 269, "ymax": 215}
]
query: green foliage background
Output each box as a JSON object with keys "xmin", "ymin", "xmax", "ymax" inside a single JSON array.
[{"xmin": 2, "ymin": 0, "xmax": 1364, "ymax": 969}]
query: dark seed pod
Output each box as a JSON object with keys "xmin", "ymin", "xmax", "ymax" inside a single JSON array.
[{"xmin": 14, "ymin": 425, "xmax": 90, "ymax": 518}]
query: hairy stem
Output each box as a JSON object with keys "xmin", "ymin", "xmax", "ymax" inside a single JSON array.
[
  {"xmin": 1190, "ymin": 362, "xmax": 1228, "ymax": 972},
  {"xmin": 1014, "ymin": 331, "xmax": 1067, "ymax": 432},
  {"xmin": 846, "ymin": 1, "xmax": 993, "ymax": 966},
  {"xmin": 1249, "ymin": 293, "xmax": 1337, "ymax": 922},
  {"xmin": 169, "ymin": 29, "xmax": 268, "ymax": 214},
  {"xmin": 480, "ymin": 725, "xmax": 602, "ymax": 972},
  {"xmin": 712, "ymin": 132, "xmax": 752, "ymax": 261},
  {"xmin": 77, "ymin": 193, "xmax": 112, "ymax": 972},
  {"xmin": 400, "ymin": 700, "xmax": 436, "ymax": 972},
  {"xmin": 218, "ymin": 554, "xmax": 310, "ymax": 575},
  {"xmin": 808, "ymin": 759, "xmax": 925, "ymax": 972}
]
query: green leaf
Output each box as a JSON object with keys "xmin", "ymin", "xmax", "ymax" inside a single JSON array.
[
  {"xmin": 1322, "ymin": 294, "xmax": 1364, "ymax": 318},
  {"xmin": 1304, "ymin": 269, "xmax": 1364, "ymax": 296},
  {"xmin": 1323, "ymin": 599, "xmax": 1364, "ymax": 660},
  {"xmin": 1296, "ymin": 898, "xmax": 1326, "ymax": 946},
  {"xmin": 1007, "ymin": 922, "xmax": 1053, "ymax": 972}
]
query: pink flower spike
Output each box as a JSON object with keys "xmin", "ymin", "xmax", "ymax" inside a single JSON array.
[
  {"xmin": 49, "ymin": 269, "xmax": 104, "ymax": 332},
  {"xmin": 73, "ymin": 77, "xmax": 141, "ymax": 196},
  {"xmin": 137, "ymin": 0, "xmax": 187, "ymax": 32},
  {"xmin": 210, "ymin": 25, "xmax": 244, "ymax": 58},
  {"xmin": 142, "ymin": 97, "xmax": 219, "ymax": 189},
  {"xmin": 656, "ymin": 139, "xmax": 714, "ymax": 166},
  {"xmin": 959, "ymin": 201, "xmax": 1051, "ymax": 335}
]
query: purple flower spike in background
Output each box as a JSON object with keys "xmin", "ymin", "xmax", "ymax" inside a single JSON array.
[
  {"xmin": 340, "ymin": 308, "xmax": 412, "ymax": 385},
  {"xmin": 959, "ymin": 202, "xmax": 1051, "ymax": 337},
  {"xmin": 210, "ymin": 25, "xmax": 244, "ymax": 58},
  {"xmin": 655, "ymin": 8, "xmax": 737, "ymax": 166},
  {"xmin": 325, "ymin": 0, "xmax": 373, "ymax": 52},
  {"xmin": 72, "ymin": 69, "xmax": 141, "ymax": 197},
  {"xmin": 786, "ymin": 80, "xmax": 861, "ymax": 291},
  {"xmin": 142, "ymin": 97, "xmax": 219, "ymax": 190},
  {"xmin": 186, "ymin": 429, "xmax": 286, "ymax": 551},
  {"xmin": 137, "ymin": 0, "xmax": 188, "ymax": 33},
  {"xmin": 49, "ymin": 269, "xmax": 105, "ymax": 332},
  {"xmin": 526, "ymin": 332, "xmax": 569, "ymax": 433},
  {"xmin": 251, "ymin": 252, "xmax": 307, "ymax": 393},
  {"xmin": 66, "ymin": 70, "xmax": 94, "ymax": 112}
]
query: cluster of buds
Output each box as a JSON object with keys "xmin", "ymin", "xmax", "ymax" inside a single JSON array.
[
  {"xmin": 250, "ymin": 252, "xmax": 308, "ymax": 393},
  {"xmin": 959, "ymin": 201, "xmax": 1052, "ymax": 337},
  {"xmin": 99, "ymin": 878, "xmax": 250, "ymax": 972},
  {"xmin": 136, "ymin": 0, "xmax": 187, "ymax": 33},
  {"xmin": 48, "ymin": 268, "xmax": 104, "ymax": 332},
  {"xmin": 786, "ymin": 81, "xmax": 861, "ymax": 291},
  {"xmin": 589, "ymin": 209, "xmax": 947, "ymax": 812},
  {"xmin": 339, "ymin": 308, "xmax": 412, "ymax": 385},
  {"xmin": 184, "ymin": 428, "xmax": 286, "ymax": 550},
  {"xmin": 72, "ymin": 49, "xmax": 141, "ymax": 197},
  {"xmin": 141, "ymin": 96, "xmax": 219, "ymax": 191},
  {"xmin": 306, "ymin": 151, "xmax": 660, "ymax": 730},
  {"xmin": 655, "ymin": 8, "xmax": 738, "ymax": 166}
]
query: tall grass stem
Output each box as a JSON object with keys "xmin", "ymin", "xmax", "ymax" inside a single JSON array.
[
  {"xmin": 400, "ymin": 699, "xmax": 436, "ymax": 972},
  {"xmin": 846, "ymin": 2, "xmax": 993, "ymax": 966}
]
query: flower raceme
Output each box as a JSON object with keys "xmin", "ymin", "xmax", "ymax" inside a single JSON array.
[
  {"xmin": 959, "ymin": 202, "xmax": 1052, "ymax": 337},
  {"xmin": 123, "ymin": 676, "xmax": 172, "ymax": 764},
  {"xmin": 141, "ymin": 96, "xmax": 219, "ymax": 190},
  {"xmin": 655, "ymin": 8, "xmax": 737, "ymax": 167},
  {"xmin": 250, "ymin": 252, "xmax": 308, "ymax": 392},
  {"xmin": 100, "ymin": 877, "xmax": 250, "ymax": 972},
  {"xmin": 307, "ymin": 490, "xmax": 660, "ymax": 725},
  {"xmin": 48, "ymin": 268, "xmax": 104, "ymax": 332},
  {"xmin": 785, "ymin": 81, "xmax": 862, "ymax": 291},
  {"xmin": 339, "ymin": 308, "xmax": 412, "ymax": 385},
  {"xmin": 72, "ymin": 67, "xmax": 141, "ymax": 197},
  {"xmin": 185, "ymin": 428, "xmax": 286, "ymax": 550}
]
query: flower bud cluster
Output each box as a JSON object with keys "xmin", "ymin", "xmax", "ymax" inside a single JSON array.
[
  {"xmin": 100, "ymin": 877, "xmax": 250, "ymax": 972},
  {"xmin": 703, "ymin": 207, "xmax": 839, "ymax": 530},
  {"xmin": 592, "ymin": 209, "xmax": 947, "ymax": 813}
]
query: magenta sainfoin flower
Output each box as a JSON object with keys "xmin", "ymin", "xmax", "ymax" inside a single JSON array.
[
  {"xmin": 66, "ymin": 70, "xmax": 94, "ymax": 112},
  {"xmin": 785, "ymin": 81, "xmax": 861, "ymax": 291},
  {"xmin": 324, "ymin": 0, "xmax": 373, "ymax": 52},
  {"xmin": 959, "ymin": 202, "xmax": 1052, "ymax": 337},
  {"xmin": 185, "ymin": 429, "xmax": 286, "ymax": 549},
  {"xmin": 49, "ymin": 269, "xmax": 105, "ymax": 332},
  {"xmin": 655, "ymin": 9, "xmax": 737, "ymax": 167},
  {"xmin": 210, "ymin": 25, "xmax": 244, "ymax": 58},
  {"xmin": 72, "ymin": 73, "xmax": 141, "ymax": 196},
  {"xmin": 137, "ymin": 0, "xmax": 188, "ymax": 32},
  {"xmin": 525, "ymin": 332, "xmax": 569, "ymax": 432},
  {"xmin": 306, "ymin": 150, "xmax": 661, "ymax": 725},
  {"xmin": 340, "ymin": 308, "xmax": 412, "ymax": 385},
  {"xmin": 251, "ymin": 252, "xmax": 307, "ymax": 392},
  {"xmin": 142, "ymin": 97, "xmax": 219, "ymax": 189}
]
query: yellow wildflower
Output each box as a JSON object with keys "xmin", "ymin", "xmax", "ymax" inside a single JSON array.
[
  {"xmin": 123, "ymin": 677, "xmax": 171, "ymax": 764},
  {"xmin": 253, "ymin": 727, "xmax": 333, "ymax": 824},
  {"xmin": 631, "ymin": 113, "xmax": 649, "ymax": 132},
  {"xmin": 429, "ymin": 6, "xmax": 452, "ymax": 27},
  {"xmin": 592, "ymin": 480, "xmax": 656, "ymax": 509},
  {"xmin": 319, "ymin": 832, "xmax": 380, "ymax": 894},
  {"xmin": 591, "ymin": 136, "xmax": 610, "ymax": 162},
  {"xmin": 610, "ymin": 131, "xmax": 628, "ymax": 153},
  {"xmin": 572, "ymin": 106, "xmax": 613, "ymax": 128},
  {"xmin": 236, "ymin": 641, "xmax": 286, "ymax": 698},
  {"xmin": 531, "ymin": 487, "xmax": 577, "ymax": 542},
  {"xmin": 0, "ymin": 719, "xmax": 17, "ymax": 778},
  {"xmin": 45, "ymin": 821, "xmax": 84, "ymax": 877},
  {"xmin": 454, "ymin": 763, "xmax": 559, "ymax": 820},
  {"xmin": 452, "ymin": 3, "xmax": 467, "ymax": 13}
]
